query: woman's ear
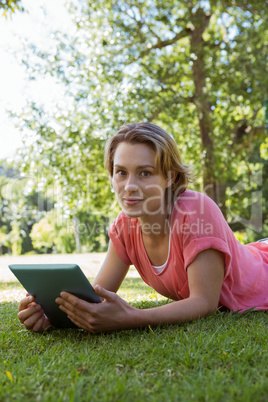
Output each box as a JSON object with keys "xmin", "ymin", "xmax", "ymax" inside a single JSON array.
[{"xmin": 165, "ymin": 171, "xmax": 176, "ymax": 189}]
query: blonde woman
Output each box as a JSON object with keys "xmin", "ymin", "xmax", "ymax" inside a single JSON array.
[{"xmin": 18, "ymin": 122, "xmax": 268, "ymax": 332}]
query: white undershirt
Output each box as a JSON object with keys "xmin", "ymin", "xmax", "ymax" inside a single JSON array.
[
  {"xmin": 151, "ymin": 261, "xmax": 168, "ymax": 274},
  {"xmin": 149, "ymin": 204, "xmax": 175, "ymax": 274},
  {"xmin": 151, "ymin": 234, "xmax": 171, "ymax": 274}
]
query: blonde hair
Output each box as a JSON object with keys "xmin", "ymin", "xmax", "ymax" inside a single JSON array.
[{"xmin": 104, "ymin": 122, "xmax": 193, "ymax": 197}]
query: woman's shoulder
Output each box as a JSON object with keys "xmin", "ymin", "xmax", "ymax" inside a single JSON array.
[
  {"xmin": 172, "ymin": 189, "xmax": 230, "ymax": 237},
  {"xmin": 172, "ymin": 189, "xmax": 228, "ymax": 232},
  {"xmin": 175, "ymin": 189, "xmax": 219, "ymax": 213}
]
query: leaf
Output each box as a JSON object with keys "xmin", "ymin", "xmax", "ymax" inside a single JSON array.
[{"xmin": 6, "ymin": 370, "xmax": 13, "ymax": 382}]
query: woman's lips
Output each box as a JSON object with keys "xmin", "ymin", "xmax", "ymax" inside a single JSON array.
[{"xmin": 123, "ymin": 198, "xmax": 142, "ymax": 206}]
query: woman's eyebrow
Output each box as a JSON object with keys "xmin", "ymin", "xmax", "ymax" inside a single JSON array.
[{"xmin": 114, "ymin": 164, "xmax": 155, "ymax": 169}]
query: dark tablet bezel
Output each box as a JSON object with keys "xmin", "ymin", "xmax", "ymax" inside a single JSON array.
[{"xmin": 8, "ymin": 263, "xmax": 101, "ymax": 328}]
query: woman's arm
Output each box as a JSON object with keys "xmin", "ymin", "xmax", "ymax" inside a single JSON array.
[
  {"xmin": 137, "ymin": 248, "xmax": 225, "ymax": 326},
  {"xmin": 56, "ymin": 248, "xmax": 225, "ymax": 333},
  {"xmin": 93, "ymin": 240, "xmax": 130, "ymax": 292}
]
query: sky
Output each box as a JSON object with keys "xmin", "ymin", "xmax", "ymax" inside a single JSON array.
[{"xmin": 0, "ymin": 0, "xmax": 73, "ymax": 160}]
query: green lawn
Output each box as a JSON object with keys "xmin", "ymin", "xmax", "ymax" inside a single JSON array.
[{"xmin": 0, "ymin": 278, "xmax": 267, "ymax": 402}]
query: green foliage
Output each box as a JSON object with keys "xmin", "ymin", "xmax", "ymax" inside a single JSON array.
[
  {"xmin": 0, "ymin": 278, "xmax": 268, "ymax": 401},
  {"xmin": 262, "ymin": 100, "xmax": 268, "ymax": 135},
  {"xmin": 0, "ymin": 163, "xmax": 54, "ymax": 255},
  {"xmin": 10, "ymin": 222, "xmax": 22, "ymax": 256},
  {"xmin": 0, "ymin": 159, "xmax": 115, "ymax": 254},
  {"xmin": 30, "ymin": 210, "xmax": 76, "ymax": 254},
  {"xmin": 260, "ymin": 138, "xmax": 268, "ymax": 160},
  {"xmin": 29, "ymin": 208, "xmax": 111, "ymax": 254},
  {"xmin": 0, "ymin": 225, "xmax": 10, "ymax": 253},
  {"xmin": 30, "ymin": 217, "xmax": 54, "ymax": 252},
  {"xmin": 0, "ymin": 0, "xmax": 24, "ymax": 17},
  {"xmin": 72, "ymin": 212, "xmax": 112, "ymax": 253}
]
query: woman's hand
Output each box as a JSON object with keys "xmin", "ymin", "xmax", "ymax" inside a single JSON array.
[
  {"xmin": 18, "ymin": 293, "xmax": 52, "ymax": 332},
  {"xmin": 55, "ymin": 285, "xmax": 139, "ymax": 333}
]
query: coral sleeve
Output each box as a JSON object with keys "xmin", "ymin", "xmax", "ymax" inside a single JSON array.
[
  {"xmin": 108, "ymin": 217, "xmax": 132, "ymax": 265},
  {"xmin": 183, "ymin": 237, "xmax": 232, "ymax": 276}
]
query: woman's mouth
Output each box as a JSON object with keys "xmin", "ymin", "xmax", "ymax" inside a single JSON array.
[{"xmin": 123, "ymin": 198, "xmax": 142, "ymax": 206}]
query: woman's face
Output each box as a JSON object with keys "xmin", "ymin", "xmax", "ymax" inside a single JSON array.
[{"xmin": 112, "ymin": 142, "xmax": 172, "ymax": 219}]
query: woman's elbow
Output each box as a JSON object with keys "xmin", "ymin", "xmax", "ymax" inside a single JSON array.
[{"xmin": 191, "ymin": 296, "xmax": 218, "ymax": 319}]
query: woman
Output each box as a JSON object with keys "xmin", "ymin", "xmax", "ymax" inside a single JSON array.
[{"xmin": 18, "ymin": 122, "xmax": 268, "ymax": 333}]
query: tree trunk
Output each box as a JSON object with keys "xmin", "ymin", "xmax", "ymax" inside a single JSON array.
[
  {"xmin": 216, "ymin": 182, "xmax": 228, "ymax": 218},
  {"xmin": 73, "ymin": 216, "xmax": 81, "ymax": 253},
  {"xmin": 103, "ymin": 216, "xmax": 110, "ymax": 248},
  {"xmin": 190, "ymin": 8, "xmax": 217, "ymax": 202}
]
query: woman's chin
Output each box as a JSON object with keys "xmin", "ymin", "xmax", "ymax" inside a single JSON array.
[
  {"xmin": 122, "ymin": 209, "xmax": 141, "ymax": 218},
  {"xmin": 120, "ymin": 205, "xmax": 142, "ymax": 218}
]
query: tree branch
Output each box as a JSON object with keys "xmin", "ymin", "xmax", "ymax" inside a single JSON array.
[
  {"xmin": 147, "ymin": 108, "xmax": 163, "ymax": 122},
  {"xmin": 232, "ymin": 106, "xmax": 264, "ymax": 144},
  {"xmin": 230, "ymin": 125, "xmax": 266, "ymax": 158},
  {"xmin": 126, "ymin": 27, "xmax": 192, "ymax": 64}
]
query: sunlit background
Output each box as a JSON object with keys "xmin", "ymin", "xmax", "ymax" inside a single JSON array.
[{"xmin": 0, "ymin": 0, "xmax": 71, "ymax": 159}]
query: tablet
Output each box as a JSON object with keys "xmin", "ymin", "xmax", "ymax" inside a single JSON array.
[{"xmin": 8, "ymin": 263, "xmax": 101, "ymax": 328}]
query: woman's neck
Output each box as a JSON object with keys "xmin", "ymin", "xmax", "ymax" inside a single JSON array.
[{"xmin": 138, "ymin": 209, "xmax": 172, "ymax": 238}]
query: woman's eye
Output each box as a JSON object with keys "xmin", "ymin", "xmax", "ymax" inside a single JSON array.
[
  {"xmin": 116, "ymin": 170, "xmax": 126, "ymax": 176},
  {"xmin": 141, "ymin": 171, "xmax": 151, "ymax": 177}
]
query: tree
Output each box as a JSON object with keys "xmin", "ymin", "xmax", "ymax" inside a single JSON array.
[
  {"xmin": 260, "ymin": 139, "xmax": 268, "ymax": 160},
  {"xmin": 30, "ymin": 216, "xmax": 54, "ymax": 253},
  {"xmin": 15, "ymin": 0, "xmax": 268, "ymax": 241},
  {"xmin": 0, "ymin": 162, "xmax": 54, "ymax": 254},
  {"xmin": 0, "ymin": 0, "xmax": 24, "ymax": 17}
]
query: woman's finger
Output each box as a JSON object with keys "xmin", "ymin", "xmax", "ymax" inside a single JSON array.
[
  {"xmin": 18, "ymin": 305, "xmax": 42, "ymax": 323},
  {"xmin": 94, "ymin": 285, "xmax": 115, "ymax": 301},
  {"xmin": 56, "ymin": 292, "xmax": 98, "ymax": 314},
  {"xmin": 58, "ymin": 300, "xmax": 89, "ymax": 322},
  {"xmin": 32, "ymin": 316, "xmax": 45, "ymax": 332},
  {"xmin": 23, "ymin": 310, "xmax": 45, "ymax": 330},
  {"xmin": 18, "ymin": 295, "xmax": 35, "ymax": 311}
]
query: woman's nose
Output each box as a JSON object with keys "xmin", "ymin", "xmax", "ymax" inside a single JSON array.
[{"xmin": 124, "ymin": 175, "xmax": 138, "ymax": 192}]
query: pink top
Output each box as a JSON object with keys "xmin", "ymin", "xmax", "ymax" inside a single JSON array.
[{"xmin": 109, "ymin": 190, "xmax": 268, "ymax": 312}]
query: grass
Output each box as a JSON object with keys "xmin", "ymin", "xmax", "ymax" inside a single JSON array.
[{"xmin": 0, "ymin": 278, "xmax": 267, "ymax": 402}]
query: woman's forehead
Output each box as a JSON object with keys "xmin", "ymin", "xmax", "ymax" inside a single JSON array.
[{"xmin": 113, "ymin": 142, "xmax": 157, "ymax": 165}]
